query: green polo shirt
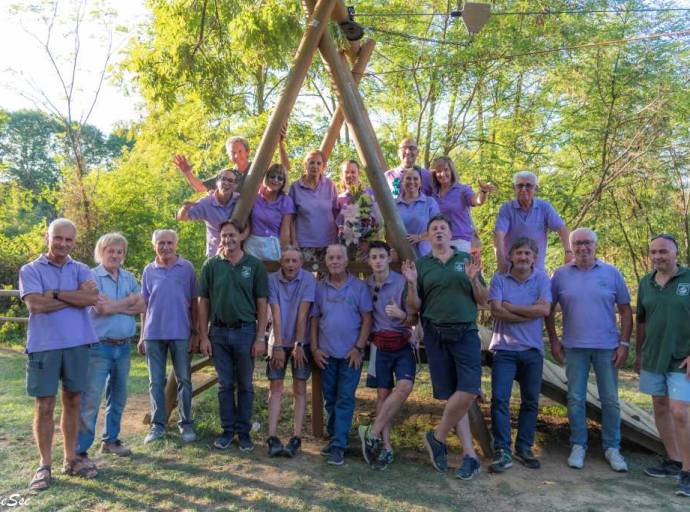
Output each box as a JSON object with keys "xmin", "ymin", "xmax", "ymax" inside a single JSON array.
[
  {"xmin": 416, "ymin": 249, "xmax": 485, "ymax": 325},
  {"xmin": 636, "ymin": 266, "xmax": 690, "ymax": 374},
  {"xmin": 199, "ymin": 253, "xmax": 269, "ymax": 325}
]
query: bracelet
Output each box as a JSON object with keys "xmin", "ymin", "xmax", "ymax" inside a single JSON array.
[
  {"xmin": 565, "ymin": 250, "xmax": 573, "ymax": 254},
  {"xmin": 619, "ymin": 341, "xmax": 630, "ymax": 347}
]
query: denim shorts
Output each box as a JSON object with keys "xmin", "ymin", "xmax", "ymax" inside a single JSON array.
[
  {"xmin": 423, "ymin": 321, "xmax": 482, "ymax": 400},
  {"xmin": 375, "ymin": 344, "xmax": 416, "ymax": 389},
  {"xmin": 26, "ymin": 344, "xmax": 91, "ymax": 397},
  {"xmin": 640, "ymin": 370, "xmax": 690, "ymax": 402},
  {"xmin": 266, "ymin": 345, "xmax": 312, "ymax": 381}
]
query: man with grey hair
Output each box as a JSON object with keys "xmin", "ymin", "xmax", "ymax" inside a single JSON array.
[
  {"xmin": 19, "ymin": 218, "xmax": 100, "ymax": 489},
  {"xmin": 139, "ymin": 229, "xmax": 199, "ymax": 444},
  {"xmin": 494, "ymin": 171, "xmax": 571, "ymax": 273},
  {"xmin": 546, "ymin": 227, "xmax": 632, "ymax": 472}
]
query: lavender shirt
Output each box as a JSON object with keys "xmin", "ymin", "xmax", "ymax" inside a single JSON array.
[
  {"xmin": 19, "ymin": 255, "xmax": 98, "ymax": 353},
  {"xmin": 187, "ymin": 191, "xmax": 239, "ymax": 257},
  {"xmin": 489, "ymin": 270, "xmax": 552, "ymax": 353},
  {"xmin": 268, "ymin": 268, "xmax": 316, "ymax": 347},
  {"xmin": 433, "ymin": 183, "xmax": 476, "ymax": 241},
  {"xmin": 385, "ymin": 166, "xmax": 433, "ymax": 197},
  {"xmin": 141, "ymin": 256, "xmax": 198, "ymax": 340},
  {"xmin": 396, "ymin": 193, "xmax": 440, "ymax": 257},
  {"xmin": 551, "ymin": 260, "xmax": 631, "ymax": 349},
  {"xmin": 250, "ymin": 193, "xmax": 295, "ymax": 238},
  {"xmin": 311, "ymin": 274, "xmax": 373, "ymax": 358},
  {"xmin": 366, "ymin": 271, "xmax": 410, "ymax": 335},
  {"xmin": 289, "ymin": 176, "xmax": 339, "ymax": 248},
  {"xmin": 495, "ymin": 198, "xmax": 565, "ymax": 271}
]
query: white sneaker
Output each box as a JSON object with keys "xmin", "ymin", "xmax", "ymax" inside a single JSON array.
[
  {"xmin": 568, "ymin": 444, "xmax": 586, "ymax": 469},
  {"xmin": 605, "ymin": 448, "xmax": 628, "ymax": 472},
  {"xmin": 179, "ymin": 424, "xmax": 197, "ymax": 443}
]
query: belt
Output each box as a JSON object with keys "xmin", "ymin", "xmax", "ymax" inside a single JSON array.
[
  {"xmin": 212, "ymin": 320, "xmax": 254, "ymax": 329},
  {"xmin": 102, "ymin": 337, "xmax": 132, "ymax": 345}
]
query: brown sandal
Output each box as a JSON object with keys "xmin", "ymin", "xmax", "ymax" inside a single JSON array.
[
  {"xmin": 29, "ymin": 465, "xmax": 52, "ymax": 491},
  {"xmin": 61, "ymin": 457, "xmax": 98, "ymax": 478}
]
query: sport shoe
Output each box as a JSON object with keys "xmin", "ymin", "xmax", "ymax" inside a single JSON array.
[
  {"xmin": 327, "ymin": 447, "xmax": 345, "ymax": 466},
  {"xmin": 144, "ymin": 426, "xmax": 165, "ymax": 444},
  {"xmin": 604, "ymin": 448, "xmax": 628, "ymax": 472},
  {"xmin": 382, "ymin": 448, "xmax": 394, "ymax": 465},
  {"xmin": 283, "ymin": 436, "xmax": 302, "ymax": 458},
  {"xmin": 568, "ymin": 444, "xmax": 586, "ymax": 469},
  {"xmin": 358, "ymin": 425, "xmax": 383, "ymax": 466},
  {"xmin": 676, "ymin": 470, "xmax": 690, "ymax": 497},
  {"xmin": 645, "ymin": 458, "xmax": 682, "ymax": 478},
  {"xmin": 213, "ymin": 433, "xmax": 233, "ymax": 450},
  {"xmin": 423, "ymin": 431, "xmax": 448, "ymax": 472},
  {"xmin": 456, "ymin": 455, "xmax": 481, "ymax": 480},
  {"xmin": 320, "ymin": 441, "xmax": 333, "ymax": 456},
  {"xmin": 267, "ymin": 436, "xmax": 284, "ymax": 458},
  {"xmin": 514, "ymin": 448, "xmax": 541, "ymax": 469},
  {"xmin": 100, "ymin": 440, "xmax": 131, "ymax": 457},
  {"xmin": 489, "ymin": 448, "xmax": 513, "ymax": 473},
  {"xmin": 238, "ymin": 433, "xmax": 255, "ymax": 452},
  {"xmin": 179, "ymin": 424, "xmax": 196, "ymax": 443}
]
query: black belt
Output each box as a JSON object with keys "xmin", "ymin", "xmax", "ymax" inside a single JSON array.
[
  {"xmin": 212, "ymin": 320, "xmax": 254, "ymax": 329},
  {"xmin": 102, "ymin": 337, "xmax": 132, "ymax": 345}
]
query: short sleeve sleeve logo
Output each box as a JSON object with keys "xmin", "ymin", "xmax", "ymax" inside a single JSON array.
[
  {"xmin": 677, "ymin": 283, "xmax": 690, "ymax": 296},
  {"xmin": 241, "ymin": 266, "xmax": 252, "ymax": 279}
]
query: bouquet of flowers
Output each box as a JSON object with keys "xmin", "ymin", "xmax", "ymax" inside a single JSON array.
[{"xmin": 339, "ymin": 190, "xmax": 385, "ymax": 259}]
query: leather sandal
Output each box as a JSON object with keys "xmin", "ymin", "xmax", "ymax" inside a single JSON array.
[
  {"xmin": 29, "ymin": 465, "xmax": 52, "ymax": 491},
  {"xmin": 61, "ymin": 457, "xmax": 97, "ymax": 478}
]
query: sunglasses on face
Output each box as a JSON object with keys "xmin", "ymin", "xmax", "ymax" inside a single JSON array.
[
  {"xmin": 573, "ymin": 240, "xmax": 595, "ymax": 246},
  {"xmin": 267, "ymin": 173, "xmax": 285, "ymax": 182},
  {"xmin": 515, "ymin": 183, "xmax": 535, "ymax": 190},
  {"xmin": 219, "ymin": 177, "xmax": 238, "ymax": 184}
]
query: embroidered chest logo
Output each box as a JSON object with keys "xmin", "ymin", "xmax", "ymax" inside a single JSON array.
[
  {"xmin": 454, "ymin": 262, "xmax": 465, "ymax": 273},
  {"xmin": 240, "ymin": 266, "xmax": 252, "ymax": 279},
  {"xmin": 677, "ymin": 283, "xmax": 690, "ymax": 296}
]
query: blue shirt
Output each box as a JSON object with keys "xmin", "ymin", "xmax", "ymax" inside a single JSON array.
[
  {"xmin": 489, "ymin": 270, "xmax": 552, "ymax": 353},
  {"xmin": 551, "ymin": 260, "xmax": 631, "ymax": 349},
  {"xmin": 311, "ymin": 274, "xmax": 373, "ymax": 358},
  {"xmin": 396, "ymin": 193, "xmax": 440, "ymax": 257},
  {"xmin": 268, "ymin": 268, "xmax": 317, "ymax": 347},
  {"xmin": 90, "ymin": 265, "xmax": 141, "ymax": 340}
]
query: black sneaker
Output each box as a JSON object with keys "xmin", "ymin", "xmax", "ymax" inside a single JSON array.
[
  {"xmin": 213, "ymin": 433, "xmax": 233, "ymax": 450},
  {"xmin": 327, "ymin": 447, "xmax": 345, "ymax": 466},
  {"xmin": 456, "ymin": 455, "xmax": 481, "ymax": 480},
  {"xmin": 238, "ymin": 433, "xmax": 255, "ymax": 452},
  {"xmin": 489, "ymin": 448, "xmax": 513, "ymax": 473},
  {"xmin": 423, "ymin": 431, "xmax": 448, "ymax": 472},
  {"xmin": 283, "ymin": 436, "xmax": 302, "ymax": 458},
  {"xmin": 358, "ymin": 425, "xmax": 383, "ymax": 466},
  {"xmin": 645, "ymin": 458, "xmax": 682, "ymax": 478},
  {"xmin": 320, "ymin": 441, "xmax": 333, "ymax": 456},
  {"xmin": 267, "ymin": 436, "xmax": 284, "ymax": 458},
  {"xmin": 676, "ymin": 470, "xmax": 690, "ymax": 497},
  {"xmin": 514, "ymin": 448, "xmax": 540, "ymax": 469}
]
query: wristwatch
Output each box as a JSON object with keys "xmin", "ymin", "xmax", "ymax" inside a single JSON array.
[
  {"xmin": 53, "ymin": 289, "xmax": 60, "ymax": 300},
  {"xmin": 355, "ymin": 346, "xmax": 365, "ymax": 355},
  {"xmin": 295, "ymin": 341, "xmax": 304, "ymax": 348}
]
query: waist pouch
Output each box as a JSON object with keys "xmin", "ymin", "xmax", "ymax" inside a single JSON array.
[{"xmin": 372, "ymin": 330, "xmax": 411, "ymax": 352}]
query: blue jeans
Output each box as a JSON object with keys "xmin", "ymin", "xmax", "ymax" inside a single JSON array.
[
  {"xmin": 565, "ymin": 348, "xmax": 620, "ymax": 450},
  {"xmin": 210, "ymin": 324, "xmax": 256, "ymax": 435},
  {"xmin": 491, "ymin": 349, "xmax": 543, "ymax": 453},
  {"xmin": 321, "ymin": 357, "xmax": 362, "ymax": 449},
  {"xmin": 76, "ymin": 341, "xmax": 131, "ymax": 453},
  {"xmin": 145, "ymin": 339, "xmax": 193, "ymax": 428}
]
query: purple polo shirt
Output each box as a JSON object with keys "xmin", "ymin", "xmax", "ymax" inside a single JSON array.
[
  {"xmin": 551, "ymin": 260, "xmax": 631, "ymax": 349},
  {"xmin": 311, "ymin": 274, "xmax": 373, "ymax": 358},
  {"xmin": 19, "ymin": 255, "xmax": 98, "ymax": 353},
  {"xmin": 366, "ymin": 271, "xmax": 410, "ymax": 335},
  {"xmin": 187, "ymin": 191, "xmax": 239, "ymax": 257},
  {"xmin": 432, "ymin": 183, "xmax": 476, "ymax": 241},
  {"xmin": 495, "ymin": 198, "xmax": 565, "ymax": 271},
  {"xmin": 385, "ymin": 166, "xmax": 433, "ymax": 197},
  {"xmin": 489, "ymin": 270, "xmax": 552, "ymax": 353},
  {"xmin": 289, "ymin": 176, "xmax": 339, "ymax": 248},
  {"xmin": 396, "ymin": 193, "xmax": 440, "ymax": 257},
  {"xmin": 268, "ymin": 268, "xmax": 316, "ymax": 347},
  {"xmin": 250, "ymin": 193, "xmax": 295, "ymax": 238},
  {"xmin": 141, "ymin": 256, "xmax": 198, "ymax": 340}
]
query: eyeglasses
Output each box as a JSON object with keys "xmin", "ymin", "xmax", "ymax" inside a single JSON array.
[
  {"xmin": 515, "ymin": 183, "xmax": 535, "ymax": 190},
  {"xmin": 400, "ymin": 146, "xmax": 417, "ymax": 151},
  {"xmin": 372, "ymin": 285, "xmax": 380, "ymax": 303},
  {"xmin": 573, "ymin": 240, "xmax": 595, "ymax": 246},
  {"xmin": 652, "ymin": 233, "xmax": 678, "ymax": 249},
  {"xmin": 267, "ymin": 173, "xmax": 285, "ymax": 182}
]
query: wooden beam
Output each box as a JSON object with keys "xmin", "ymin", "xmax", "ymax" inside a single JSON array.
[{"xmin": 231, "ymin": 0, "xmax": 337, "ymax": 226}]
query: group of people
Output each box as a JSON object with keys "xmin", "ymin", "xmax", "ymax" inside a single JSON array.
[{"xmin": 17, "ymin": 135, "xmax": 690, "ymax": 500}]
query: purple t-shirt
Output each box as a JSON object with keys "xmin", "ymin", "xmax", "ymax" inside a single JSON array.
[
  {"xmin": 141, "ymin": 256, "xmax": 198, "ymax": 340},
  {"xmin": 289, "ymin": 176, "xmax": 339, "ymax": 248},
  {"xmin": 19, "ymin": 255, "xmax": 98, "ymax": 353},
  {"xmin": 495, "ymin": 198, "xmax": 565, "ymax": 271},
  {"xmin": 396, "ymin": 193, "xmax": 440, "ymax": 257},
  {"xmin": 432, "ymin": 183, "xmax": 476, "ymax": 241},
  {"xmin": 250, "ymin": 193, "xmax": 295, "ymax": 238},
  {"xmin": 187, "ymin": 191, "xmax": 239, "ymax": 257},
  {"xmin": 268, "ymin": 268, "xmax": 316, "ymax": 347},
  {"xmin": 551, "ymin": 260, "xmax": 631, "ymax": 349},
  {"xmin": 489, "ymin": 270, "xmax": 552, "ymax": 353},
  {"xmin": 311, "ymin": 274, "xmax": 373, "ymax": 358},
  {"xmin": 385, "ymin": 166, "xmax": 433, "ymax": 197},
  {"xmin": 366, "ymin": 271, "xmax": 410, "ymax": 335}
]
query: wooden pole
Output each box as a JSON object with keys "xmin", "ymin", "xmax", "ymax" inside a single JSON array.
[
  {"xmin": 319, "ymin": 38, "xmax": 375, "ymax": 161},
  {"xmin": 231, "ymin": 0, "xmax": 337, "ymax": 226},
  {"xmin": 304, "ymin": 0, "xmax": 416, "ymax": 262}
]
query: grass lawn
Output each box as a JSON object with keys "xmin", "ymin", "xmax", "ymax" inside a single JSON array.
[{"xmin": 0, "ymin": 346, "xmax": 686, "ymax": 512}]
